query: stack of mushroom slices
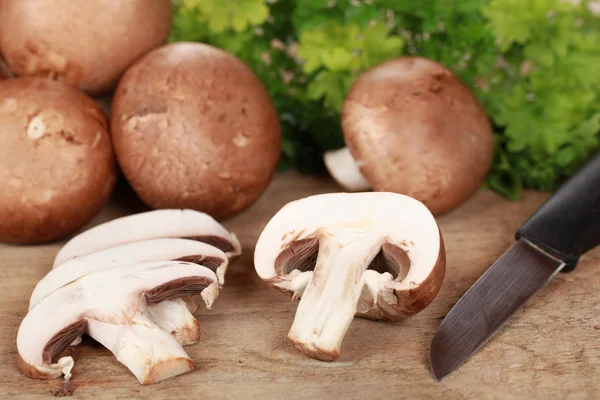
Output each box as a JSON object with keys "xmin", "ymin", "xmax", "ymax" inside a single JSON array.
[{"xmin": 17, "ymin": 209, "xmax": 241, "ymax": 385}]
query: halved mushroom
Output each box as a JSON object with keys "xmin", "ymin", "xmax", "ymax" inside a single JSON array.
[
  {"xmin": 31, "ymin": 238, "xmax": 228, "ymax": 346},
  {"xmin": 17, "ymin": 260, "xmax": 219, "ymax": 384},
  {"xmin": 254, "ymin": 192, "xmax": 445, "ymax": 361},
  {"xmin": 53, "ymin": 209, "xmax": 242, "ymax": 282}
]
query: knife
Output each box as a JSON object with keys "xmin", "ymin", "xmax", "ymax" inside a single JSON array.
[{"xmin": 429, "ymin": 151, "xmax": 600, "ymax": 381}]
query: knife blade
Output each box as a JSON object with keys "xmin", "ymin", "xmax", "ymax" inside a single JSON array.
[{"xmin": 430, "ymin": 151, "xmax": 600, "ymax": 381}]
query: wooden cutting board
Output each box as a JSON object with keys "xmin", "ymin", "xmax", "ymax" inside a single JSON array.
[{"xmin": 1, "ymin": 171, "xmax": 599, "ymax": 399}]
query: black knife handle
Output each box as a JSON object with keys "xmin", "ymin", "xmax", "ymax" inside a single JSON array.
[{"xmin": 516, "ymin": 151, "xmax": 600, "ymax": 272}]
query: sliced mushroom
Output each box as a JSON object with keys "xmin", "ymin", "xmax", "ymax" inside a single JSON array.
[
  {"xmin": 31, "ymin": 238, "xmax": 227, "ymax": 346},
  {"xmin": 53, "ymin": 209, "xmax": 242, "ymax": 282},
  {"xmin": 17, "ymin": 260, "xmax": 219, "ymax": 384},
  {"xmin": 254, "ymin": 192, "xmax": 445, "ymax": 361}
]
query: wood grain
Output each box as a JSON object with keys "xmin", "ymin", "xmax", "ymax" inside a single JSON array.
[{"xmin": 1, "ymin": 171, "xmax": 599, "ymax": 399}]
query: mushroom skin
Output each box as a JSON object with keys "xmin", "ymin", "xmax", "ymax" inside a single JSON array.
[
  {"xmin": 110, "ymin": 42, "xmax": 282, "ymax": 220},
  {"xmin": 0, "ymin": 0, "xmax": 172, "ymax": 95},
  {"xmin": 0, "ymin": 77, "xmax": 116, "ymax": 244},
  {"xmin": 254, "ymin": 192, "xmax": 445, "ymax": 361},
  {"xmin": 17, "ymin": 261, "xmax": 219, "ymax": 384},
  {"xmin": 326, "ymin": 56, "xmax": 494, "ymax": 215}
]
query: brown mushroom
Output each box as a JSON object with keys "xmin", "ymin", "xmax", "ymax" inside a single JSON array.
[
  {"xmin": 324, "ymin": 56, "xmax": 494, "ymax": 215},
  {"xmin": 0, "ymin": 0, "xmax": 172, "ymax": 95},
  {"xmin": 0, "ymin": 77, "xmax": 116, "ymax": 244},
  {"xmin": 110, "ymin": 42, "xmax": 282, "ymax": 220}
]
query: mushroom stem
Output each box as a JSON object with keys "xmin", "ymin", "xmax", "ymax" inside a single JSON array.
[
  {"xmin": 323, "ymin": 147, "xmax": 371, "ymax": 192},
  {"xmin": 287, "ymin": 231, "xmax": 379, "ymax": 361},
  {"xmin": 87, "ymin": 308, "xmax": 194, "ymax": 385},
  {"xmin": 147, "ymin": 298, "xmax": 200, "ymax": 346}
]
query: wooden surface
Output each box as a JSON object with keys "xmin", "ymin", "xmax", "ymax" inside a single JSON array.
[{"xmin": 1, "ymin": 171, "xmax": 599, "ymax": 399}]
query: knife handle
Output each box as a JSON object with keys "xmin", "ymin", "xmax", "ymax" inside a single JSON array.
[{"xmin": 516, "ymin": 151, "xmax": 600, "ymax": 272}]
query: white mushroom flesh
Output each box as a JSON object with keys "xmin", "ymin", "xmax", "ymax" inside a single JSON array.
[
  {"xmin": 254, "ymin": 192, "xmax": 444, "ymax": 361},
  {"xmin": 17, "ymin": 260, "xmax": 219, "ymax": 384},
  {"xmin": 31, "ymin": 238, "xmax": 227, "ymax": 346}
]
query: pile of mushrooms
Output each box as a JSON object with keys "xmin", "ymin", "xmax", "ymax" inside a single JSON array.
[
  {"xmin": 254, "ymin": 192, "xmax": 445, "ymax": 361},
  {"xmin": 18, "ymin": 209, "xmax": 241, "ymax": 384},
  {"xmin": 0, "ymin": 25, "xmax": 282, "ymax": 246},
  {"xmin": 324, "ymin": 56, "xmax": 494, "ymax": 216}
]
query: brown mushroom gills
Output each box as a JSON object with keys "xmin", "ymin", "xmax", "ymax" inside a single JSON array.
[
  {"xmin": 144, "ymin": 276, "xmax": 215, "ymax": 303},
  {"xmin": 186, "ymin": 235, "xmax": 237, "ymax": 254},
  {"xmin": 173, "ymin": 255, "xmax": 225, "ymax": 274},
  {"xmin": 43, "ymin": 320, "xmax": 85, "ymax": 364},
  {"xmin": 275, "ymin": 239, "xmax": 410, "ymax": 281}
]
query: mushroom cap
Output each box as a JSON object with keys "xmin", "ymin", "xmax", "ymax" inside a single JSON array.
[
  {"xmin": 53, "ymin": 209, "xmax": 242, "ymax": 268},
  {"xmin": 110, "ymin": 42, "xmax": 282, "ymax": 220},
  {"xmin": 254, "ymin": 192, "xmax": 445, "ymax": 320},
  {"xmin": 341, "ymin": 57, "xmax": 494, "ymax": 215},
  {"xmin": 0, "ymin": 77, "xmax": 116, "ymax": 244},
  {"xmin": 17, "ymin": 260, "xmax": 218, "ymax": 381},
  {"xmin": 0, "ymin": 0, "xmax": 172, "ymax": 95}
]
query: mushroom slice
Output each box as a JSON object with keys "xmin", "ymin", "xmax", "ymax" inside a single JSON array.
[
  {"xmin": 17, "ymin": 260, "xmax": 219, "ymax": 384},
  {"xmin": 53, "ymin": 209, "xmax": 242, "ymax": 277},
  {"xmin": 30, "ymin": 238, "xmax": 227, "ymax": 346},
  {"xmin": 254, "ymin": 192, "xmax": 445, "ymax": 361}
]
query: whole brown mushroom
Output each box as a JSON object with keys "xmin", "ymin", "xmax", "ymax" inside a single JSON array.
[
  {"xmin": 324, "ymin": 57, "xmax": 494, "ymax": 215},
  {"xmin": 0, "ymin": 0, "xmax": 172, "ymax": 95},
  {"xmin": 0, "ymin": 77, "xmax": 116, "ymax": 244},
  {"xmin": 110, "ymin": 42, "xmax": 282, "ymax": 220}
]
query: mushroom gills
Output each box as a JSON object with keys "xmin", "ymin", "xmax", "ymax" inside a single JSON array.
[
  {"xmin": 42, "ymin": 320, "xmax": 85, "ymax": 364},
  {"xmin": 174, "ymin": 254, "xmax": 228, "ymax": 274},
  {"xmin": 276, "ymin": 238, "xmax": 410, "ymax": 280},
  {"xmin": 368, "ymin": 243, "xmax": 411, "ymax": 281},
  {"xmin": 185, "ymin": 236, "xmax": 237, "ymax": 254}
]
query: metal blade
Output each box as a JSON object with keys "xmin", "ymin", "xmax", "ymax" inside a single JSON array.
[{"xmin": 429, "ymin": 238, "xmax": 565, "ymax": 381}]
